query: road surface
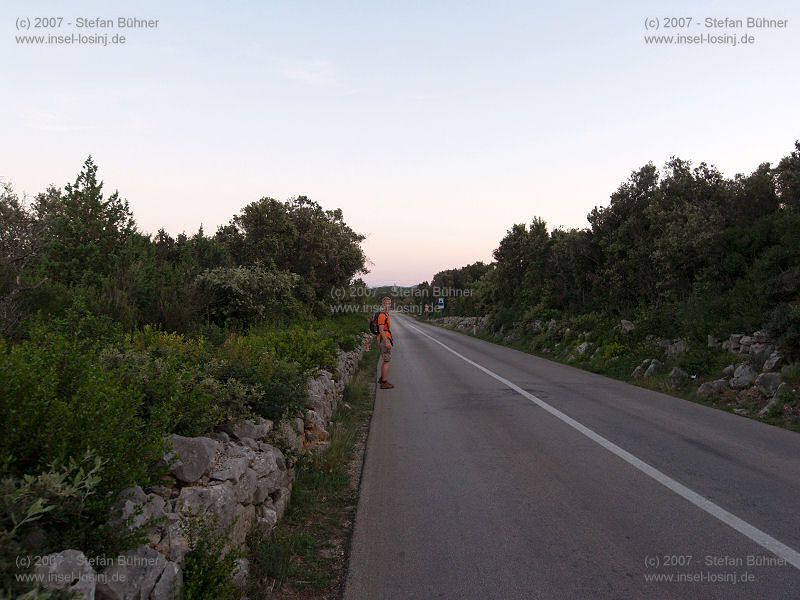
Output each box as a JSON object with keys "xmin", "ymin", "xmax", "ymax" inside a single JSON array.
[{"xmin": 344, "ymin": 315, "xmax": 800, "ymax": 599}]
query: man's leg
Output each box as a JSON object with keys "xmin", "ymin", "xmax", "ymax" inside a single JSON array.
[
  {"xmin": 380, "ymin": 345, "xmax": 394, "ymax": 388},
  {"xmin": 381, "ymin": 360, "xmax": 390, "ymax": 382}
]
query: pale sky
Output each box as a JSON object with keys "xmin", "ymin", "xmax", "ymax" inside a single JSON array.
[{"xmin": 2, "ymin": 0, "xmax": 799, "ymax": 285}]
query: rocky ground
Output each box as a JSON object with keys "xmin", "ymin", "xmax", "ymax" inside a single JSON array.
[{"xmin": 428, "ymin": 316, "xmax": 799, "ymax": 430}]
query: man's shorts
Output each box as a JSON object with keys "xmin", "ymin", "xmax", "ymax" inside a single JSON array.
[{"xmin": 381, "ymin": 343, "xmax": 392, "ymax": 363}]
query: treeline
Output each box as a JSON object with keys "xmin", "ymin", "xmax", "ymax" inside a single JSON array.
[
  {"xmin": 1, "ymin": 156, "xmax": 366, "ymax": 339},
  {"xmin": 423, "ymin": 142, "xmax": 800, "ymax": 351}
]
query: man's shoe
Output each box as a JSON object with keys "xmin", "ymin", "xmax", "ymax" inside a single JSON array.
[{"xmin": 380, "ymin": 381, "xmax": 395, "ymax": 389}]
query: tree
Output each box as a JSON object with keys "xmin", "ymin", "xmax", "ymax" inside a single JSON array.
[
  {"xmin": 0, "ymin": 184, "xmax": 44, "ymax": 337},
  {"xmin": 217, "ymin": 195, "xmax": 366, "ymax": 308},
  {"xmin": 34, "ymin": 157, "xmax": 136, "ymax": 287},
  {"xmin": 775, "ymin": 140, "xmax": 800, "ymax": 208}
]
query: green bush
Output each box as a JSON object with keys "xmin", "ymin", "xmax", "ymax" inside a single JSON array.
[
  {"xmin": 99, "ymin": 346, "xmax": 253, "ymax": 437},
  {"xmin": 195, "ymin": 265, "xmax": 301, "ymax": 329},
  {"xmin": 1, "ymin": 452, "xmax": 143, "ymax": 597},
  {"xmin": 571, "ymin": 312, "xmax": 604, "ymax": 335},
  {"xmin": 634, "ymin": 304, "xmax": 680, "ymax": 339},
  {"xmin": 601, "ymin": 342, "xmax": 626, "ymax": 359},
  {"xmin": 216, "ymin": 335, "xmax": 307, "ymax": 421},
  {"xmin": 781, "ymin": 363, "xmax": 800, "ymax": 386},
  {"xmin": 1, "ymin": 453, "xmax": 100, "ymax": 596},
  {"xmin": 767, "ymin": 304, "xmax": 800, "ymax": 357},
  {"xmin": 182, "ymin": 516, "xmax": 242, "ymax": 600},
  {"xmin": 676, "ymin": 345, "xmax": 731, "ymax": 375},
  {"xmin": 0, "ymin": 332, "xmax": 164, "ymax": 495},
  {"xmin": 316, "ymin": 313, "xmax": 365, "ymax": 351},
  {"xmin": 240, "ymin": 326, "xmax": 337, "ymax": 373}
]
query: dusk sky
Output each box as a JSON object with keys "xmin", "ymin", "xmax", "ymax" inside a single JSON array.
[{"xmin": 3, "ymin": 0, "xmax": 799, "ymax": 285}]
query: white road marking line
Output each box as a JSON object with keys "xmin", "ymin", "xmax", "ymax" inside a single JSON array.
[{"xmin": 404, "ymin": 319, "xmax": 800, "ymax": 570}]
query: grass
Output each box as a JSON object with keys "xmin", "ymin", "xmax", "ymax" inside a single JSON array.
[{"xmin": 246, "ymin": 343, "xmax": 379, "ymax": 599}]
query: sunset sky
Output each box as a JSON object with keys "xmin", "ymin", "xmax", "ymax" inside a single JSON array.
[{"xmin": 3, "ymin": 0, "xmax": 799, "ymax": 285}]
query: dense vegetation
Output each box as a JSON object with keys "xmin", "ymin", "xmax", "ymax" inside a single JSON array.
[
  {"xmin": 0, "ymin": 158, "xmax": 368, "ymax": 596},
  {"xmin": 421, "ymin": 142, "xmax": 800, "ymax": 355}
]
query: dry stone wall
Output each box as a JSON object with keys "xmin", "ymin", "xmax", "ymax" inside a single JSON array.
[{"xmin": 32, "ymin": 335, "xmax": 371, "ymax": 600}]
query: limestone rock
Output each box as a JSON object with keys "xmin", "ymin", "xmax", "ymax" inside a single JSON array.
[
  {"xmin": 697, "ymin": 379, "xmax": 728, "ymax": 397},
  {"xmin": 762, "ymin": 352, "xmax": 784, "ymax": 372},
  {"xmin": 749, "ymin": 343, "xmax": 775, "ymax": 362},
  {"xmin": 151, "ymin": 560, "xmax": 182, "ymax": 600},
  {"xmin": 176, "ymin": 482, "xmax": 237, "ymax": 530},
  {"xmin": 155, "ymin": 517, "xmax": 190, "ymax": 566},
  {"xmin": 222, "ymin": 417, "xmax": 273, "ymax": 442},
  {"xmin": 33, "ymin": 549, "xmax": 96, "ymax": 600},
  {"xmin": 730, "ymin": 364, "xmax": 757, "ymax": 390},
  {"xmin": 236, "ymin": 467, "xmax": 259, "ymax": 504},
  {"xmin": 666, "ymin": 340, "xmax": 689, "ymax": 359},
  {"xmin": 250, "ymin": 444, "xmax": 280, "ymax": 478},
  {"xmin": 643, "ymin": 359, "xmax": 664, "ymax": 378},
  {"xmin": 667, "ymin": 367, "xmax": 689, "ymax": 389},
  {"xmin": 620, "ymin": 319, "xmax": 635, "ymax": 333},
  {"xmin": 304, "ymin": 409, "xmax": 330, "ymax": 443},
  {"xmin": 753, "ymin": 329, "xmax": 770, "ymax": 343},
  {"xmin": 723, "ymin": 334, "xmax": 744, "ymax": 353},
  {"xmin": 272, "ymin": 486, "xmax": 292, "ymax": 520},
  {"xmin": 759, "ymin": 382, "xmax": 790, "ymax": 417},
  {"xmin": 231, "ymin": 558, "xmax": 250, "ymax": 590},
  {"xmin": 210, "ymin": 455, "xmax": 249, "ymax": 484},
  {"xmin": 111, "ymin": 486, "xmax": 166, "ymax": 532},
  {"xmin": 632, "ymin": 359, "xmax": 653, "ymax": 379},
  {"xmin": 167, "ymin": 435, "xmax": 220, "ymax": 483},
  {"xmin": 755, "ymin": 372, "xmax": 783, "ymax": 397},
  {"xmin": 231, "ymin": 504, "xmax": 256, "ymax": 549},
  {"xmin": 256, "ymin": 504, "xmax": 278, "ymax": 528},
  {"xmin": 97, "ymin": 546, "xmax": 166, "ymax": 600},
  {"xmin": 278, "ymin": 419, "xmax": 303, "ymax": 453}
]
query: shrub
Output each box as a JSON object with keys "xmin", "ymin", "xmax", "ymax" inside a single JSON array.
[
  {"xmin": 182, "ymin": 516, "xmax": 241, "ymax": 600},
  {"xmin": 253, "ymin": 327, "xmax": 337, "ymax": 372},
  {"xmin": 634, "ymin": 304, "xmax": 680, "ymax": 339},
  {"xmin": 571, "ymin": 312, "xmax": 603, "ymax": 334},
  {"xmin": 99, "ymin": 345, "xmax": 252, "ymax": 437},
  {"xmin": 1, "ymin": 452, "xmax": 141, "ymax": 597},
  {"xmin": 0, "ymin": 333, "xmax": 164, "ymax": 496},
  {"xmin": 767, "ymin": 304, "xmax": 800, "ymax": 357},
  {"xmin": 676, "ymin": 345, "xmax": 732, "ymax": 375},
  {"xmin": 781, "ymin": 363, "xmax": 800, "ymax": 386},
  {"xmin": 316, "ymin": 313, "xmax": 365, "ymax": 351},
  {"xmin": 196, "ymin": 265, "xmax": 301, "ymax": 329},
  {"xmin": 601, "ymin": 342, "xmax": 626, "ymax": 359},
  {"xmin": 216, "ymin": 335, "xmax": 308, "ymax": 421}
]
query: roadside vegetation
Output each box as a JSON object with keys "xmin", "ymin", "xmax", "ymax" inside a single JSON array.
[
  {"xmin": 0, "ymin": 158, "xmax": 369, "ymax": 597},
  {"xmin": 408, "ymin": 142, "xmax": 800, "ymax": 430},
  {"xmin": 246, "ymin": 344, "xmax": 378, "ymax": 599}
]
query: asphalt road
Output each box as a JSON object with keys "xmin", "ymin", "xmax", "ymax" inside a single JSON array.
[{"xmin": 344, "ymin": 315, "xmax": 800, "ymax": 600}]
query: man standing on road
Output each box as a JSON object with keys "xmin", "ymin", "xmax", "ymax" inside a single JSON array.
[{"xmin": 377, "ymin": 296, "xmax": 394, "ymax": 389}]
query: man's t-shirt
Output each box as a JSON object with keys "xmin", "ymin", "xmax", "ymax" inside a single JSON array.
[{"xmin": 377, "ymin": 311, "xmax": 392, "ymax": 341}]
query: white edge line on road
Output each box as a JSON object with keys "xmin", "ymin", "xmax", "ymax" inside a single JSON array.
[{"xmin": 404, "ymin": 319, "xmax": 800, "ymax": 571}]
